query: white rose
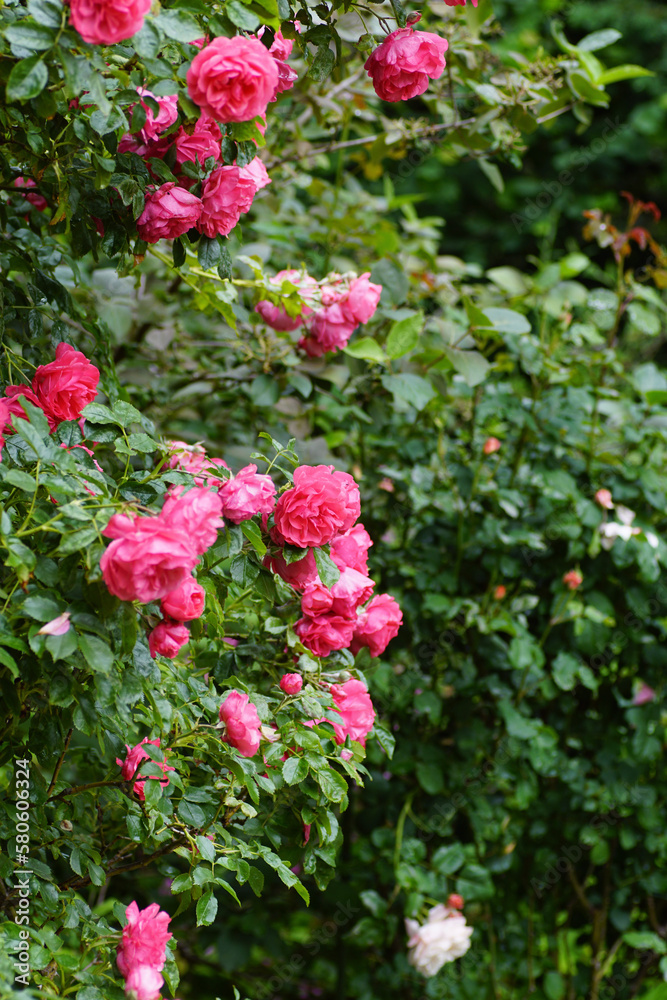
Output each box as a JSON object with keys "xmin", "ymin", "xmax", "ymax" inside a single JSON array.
[{"xmin": 405, "ymin": 905, "xmax": 473, "ymax": 977}]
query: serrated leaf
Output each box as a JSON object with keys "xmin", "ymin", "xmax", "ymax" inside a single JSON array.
[
  {"xmin": 282, "ymin": 756, "xmax": 309, "ymax": 785},
  {"xmin": 344, "ymin": 337, "xmax": 387, "ymax": 364},
  {"xmin": 386, "ymin": 313, "xmax": 423, "ymax": 359},
  {"xmin": 241, "ymin": 519, "xmax": 267, "ymax": 556},
  {"xmin": 310, "ymin": 45, "xmax": 336, "ymax": 82},
  {"xmin": 155, "ymin": 10, "xmax": 202, "ymax": 41},
  {"xmin": 7, "ymin": 55, "xmax": 48, "ymax": 101},
  {"xmin": 312, "ymin": 546, "xmax": 340, "ymax": 588},
  {"xmin": 196, "ymin": 889, "xmax": 219, "ymax": 926}
]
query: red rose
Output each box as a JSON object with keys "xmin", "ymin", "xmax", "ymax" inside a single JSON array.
[
  {"xmin": 32, "ymin": 343, "xmax": 100, "ymax": 427},
  {"xmin": 273, "ymin": 465, "xmax": 360, "ymax": 548}
]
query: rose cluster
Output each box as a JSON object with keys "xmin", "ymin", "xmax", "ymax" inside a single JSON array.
[
  {"xmin": 116, "ymin": 901, "xmax": 172, "ymax": 1000},
  {"xmin": 255, "ymin": 270, "xmax": 383, "ymax": 356},
  {"xmin": 0, "ymin": 343, "xmax": 100, "ymax": 459}
]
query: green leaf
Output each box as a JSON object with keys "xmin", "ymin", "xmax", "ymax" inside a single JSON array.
[
  {"xmin": 442, "ymin": 348, "xmax": 491, "ymax": 387},
  {"xmin": 481, "ymin": 308, "xmax": 531, "ymax": 335},
  {"xmin": 498, "ymin": 700, "xmax": 541, "ymax": 740},
  {"xmin": 597, "ymin": 65, "xmax": 654, "ymax": 85},
  {"xmin": 310, "ymin": 46, "xmax": 336, "ymax": 82},
  {"xmin": 388, "ymin": 0, "xmax": 407, "ymax": 28},
  {"xmin": 416, "ymin": 762, "xmax": 444, "ymax": 795},
  {"xmin": 344, "ymin": 337, "xmax": 387, "ymax": 364},
  {"xmin": 433, "ymin": 843, "xmax": 466, "ymax": 874},
  {"xmin": 552, "ymin": 652, "xmax": 580, "ymax": 691},
  {"xmin": 241, "ymin": 519, "xmax": 267, "ymax": 557},
  {"xmin": 6, "ymin": 22, "xmax": 55, "ymax": 51},
  {"xmin": 198, "ymin": 235, "xmax": 222, "ymax": 270},
  {"xmin": 622, "ymin": 931, "xmax": 667, "ymax": 953},
  {"xmin": 196, "ymin": 835, "xmax": 216, "ymax": 862},
  {"xmin": 78, "ymin": 634, "xmax": 114, "ymax": 674},
  {"xmin": 282, "ymin": 756, "xmax": 309, "ymax": 785},
  {"xmin": 22, "ymin": 595, "xmax": 62, "ymax": 621},
  {"xmin": 478, "ymin": 159, "xmax": 504, "ymax": 193},
  {"xmin": 578, "ymin": 29, "xmax": 622, "ymax": 51},
  {"xmin": 381, "ymin": 373, "xmax": 436, "ymax": 412},
  {"xmin": 317, "ymin": 766, "xmax": 348, "ymax": 803},
  {"xmin": 226, "ymin": 0, "xmax": 261, "ymax": 30},
  {"xmin": 154, "ymin": 10, "xmax": 202, "ymax": 41},
  {"xmin": 3, "ymin": 469, "xmax": 38, "ymax": 492},
  {"xmin": 313, "ymin": 546, "xmax": 340, "ymax": 588},
  {"xmin": 196, "ymin": 890, "xmax": 219, "ymax": 926},
  {"xmin": 386, "ymin": 313, "xmax": 423, "ymax": 359},
  {"xmin": 568, "ymin": 71, "xmax": 609, "ymax": 107},
  {"xmin": 7, "ymin": 55, "xmax": 48, "ymax": 102}
]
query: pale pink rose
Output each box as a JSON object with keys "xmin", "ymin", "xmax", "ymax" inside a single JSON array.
[
  {"xmin": 255, "ymin": 270, "xmax": 317, "ymax": 332},
  {"xmin": 264, "ymin": 548, "xmax": 318, "ymax": 591},
  {"xmin": 280, "ymin": 673, "xmax": 303, "ymax": 695},
  {"xmin": 13, "ymin": 177, "xmax": 48, "ymax": 212},
  {"xmin": 136, "ymin": 183, "xmax": 203, "ymax": 243},
  {"xmin": 563, "ymin": 570, "xmax": 583, "ymax": 591},
  {"xmin": 160, "ymin": 487, "xmax": 224, "ymax": 555},
  {"xmin": 161, "ymin": 577, "xmax": 205, "ymax": 620},
  {"xmin": 405, "ymin": 905, "xmax": 473, "ymax": 977},
  {"xmin": 124, "ymin": 965, "xmax": 163, "ymax": 1000},
  {"xmin": 131, "ymin": 88, "xmax": 179, "ymax": 142},
  {"xmin": 218, "ymin": 464, "xmax": 276, "ymax": 523},
  {"xmin": 445, "ymin": 0, "xmax": 478, "ymax": 5},
  {"xmin": 2, "ymin": 385, "xmax": 54, "ymax": 431},
  {"xmin": 299, "ymin": 304, "xmax": 357, "ymax": 357},
  {"xmin": 483, "ymin": 436, "xmax": 501, "ymax": 455},
  {"xmin": 273, "ymin": 465, "xmax": 360, "ymax": 548},
  {"xmin": 116, "ymin": 901, "xmax": 172, "ymax": 978},
  {"xmin": 116, "ymin": 738, "xmax": 175, "ymax": 802},
  {"xmin": 331, "ymin": 524, "xmax": 373, "ymax": 575},
  {"xmin": 197, "ymin": 165, "xmax": 256, "ymax": 238},
  {"xmin": 329, "ymin": 678, "xmax": 376, "ymax": 745},
  {"xmin": 186, "ymin": 36, "xmax": 279, "ymax": 123},
  {"xmin": 148, "ymin": 620, "xmax": 190, "ymax": 659},
  {"xmin": 364, "ymin": 26, "xmax": 448, "ymax": 102},
  {"xmin": 330, "ymin": 566, "xmax": 375, "ymax": 617},
  {"xmin": 37, "ymin": 612, "xmax": 71, "ymax": 636},
  {"xmin": 295, "ymin": 612, "xmax": 356, "ymax": 657},
  {"xmin": 239, "ymin": 158, "xmax": 271, "ymax": 192},
  {"xmin": 301, "ymin": 581, "xmax": 334, "ymax": 617},
  {"xmin": 174, "ymin": 116, "xmax": 221, "ymax": 168},
  {"xmin": 219, "ymin": 690, "xmax": 262, "ymax": 757},
  {"xmin": 595, "ymin": 488, "xmax": 614, "ymax": 510},
  {"xmin": 32, "ymin": 343, "xmax": 100, "ymax": 427},
  {"xmin": 100, "ymin": 514, "xmax": 198, "ymax": 603},
  {"xmin": 633, "ymin": 682, "xmax": 656, "ymax": 706},
  {"xmin": 350, "ymin": 593, "xmax": 402, "ymax": 657},
  {"xmin": 340, "ymin": 273, "xmax": 382, "ymax": 326},
  {"xmin": 70, "ymin": 0, "xmax": 151, "ymax": 45}
]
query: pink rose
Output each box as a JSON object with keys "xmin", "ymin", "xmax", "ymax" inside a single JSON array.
[
  {"xmin": 100, "ymin": 513, "xmax": 198, "ymax": 603},
  {"xmin": 264, "ymin": 547, "xmax": 318, "ymax": 590},
  {"xmin": 273, "ymin": 465, "xmax": 360, "ymax": 548},
  {"xmin": 595, "ymin": 488, "xmax": 614, "ymax": 510},
  {"xmin": 131, "ymin": 88, "xmax": 179, "ymax": 142},
  {"xmin": 116, "ymin": 737, "xmax": 175, "ymax": 802},
  {"xmin": 186, "ymin": 36, "xmax": 279, "ymax": 123},
  {"xmin": 161, "ymin": 577, "xmax": 205, "ymax": 620},
  {"xmin": 364, "ymin": 26, "xmax": 448, "ymax": 102},
  {"xmin": 350, "ymin": 593, "xmax": 402, "ymax": 657},
  {"xmin": 563, "ymin": 570, "xmax": 583, "ymax": 591},
  {"xmin": 295, "ymin": 612, "xmax": 356, "ymax": 657},
  {"xmin": 31, "ymin": 343, "xmax": 100, "ymax": 427},
  {"xmin": 341, "ymin": 273, "xmax": 382, "ymax": 326},
  {"xmin": 116, "ymin": 901, "xmax": 172, "ymax": 978},
  {"xmin": 218, "ymin": 464, "xmax": 276, "ymax": 523},
  {"xmin": 331, "ymin": 524, "xmax": 373, "ymax": 575},
  {"xmin": 633, "ymin": 683, "xmax": 656, "ymax": 706},
  {"xmin": 257, "ymin": 27, "xmax": 298, "ymax": 99},
  {"xmin": 37, "ymin": 612, "xmax": 71, "ymax": 636},
  {"xmin": 13, "ymin": 177, "xmax": 48, "ymax": 212},
  {"xmin": 239, "ymin": 158, "xmax": 271, "ymax": 192},
  {"xmin": 160, "ymin": 487, "xmax": 224, "ymax": 555},
  {"xmin": 2, "ymin": 385, "xmax": 53, "ymax": 430},
  {"xmin": 280, "ymin": 673, "xmax": 303, "ymax": 695},
  {"xmin": 70, "ymin": 0, "xmax": 151, "ymax": 45},
  {"xmin": 136, "ymin": 183, "xmax": 203, "ymax": 243},
  {"xmin": 330, "ymin": 566, "xmax": 375, "ymax": 617},
  {"xmin": 0, "ymin": 399, "xmax": 10, "ymax": 461},
  {"xmin": 483, "ymin": 436, "xmax": 501, "ymax": 455},
  {"xmin": 166, "ymin": 441, "xmax": 207, "ymax": 474},
  {"xmin": 219, "ymin": 690, "xmax": 262, "ymax": 757},
  {"xmin": 174, "ymin": 116, "xmax": 221, "ymax": 168},
  {"xmin": 330, "ymin": 678, "xmax": 376, "ymax": 745},
  {"xmin": 148, "ymin": 620, "xmax": 190, "ymax": 659},
  {"xmin": 197, "ymin": 165, "xmax": 256, "ymax": 239},
  {"xmin": 299, "ymin": 304, "xmax": 357, "ymax": 357},
  {"xmin": 445, "ymin": 0, "xmax": 478, "ymax": 5},
  {"xmin": 124, "ymin": 965, "xmax": 164, "ymax": 1000},
  {"xmin": 301, "ymin": 580, "xmax": 334, "ymax": 617},
  {"xmin": 255, "ymin": 270, "xmax": 317, "ymax": 332}
]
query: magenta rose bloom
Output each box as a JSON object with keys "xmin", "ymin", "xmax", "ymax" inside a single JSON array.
[
  {"xmin": 161, "ymin": 577, "xmax": 205, "ymax": 621},
  {"xmin": 32, "ymin": 343, "xmax": 100, "ymax": 427},
  {"xmin": 160, "ymin": 486, "xmax": 224, "ymax": 555},
  {"xmin": 197, "ymin": 165, "xmax": 256, "ymax": 239},
  {"xmin": 301, "ymin": 580, "xmax": 334, "ymax": 617},
  {"xmin": 174, "ymin": 116, "xmax": 222, "ymax": 168},
  {"xmin": 218, "ymin": 464, "xmax": 276, "ymax": 523},
  {"xmin": 13, "ymin": 177, "xmax": 48, "ymax": 212},
  {"xmin": 116, "ymin": 901, "xmax": 172, "ymax": 978},
  {"xmin": 330, "ymin": 524, "xmax": 373, "ymax": 575},
  {"xmin": 273, "ymin": 465, "xmax": 360, "ymax": 548},
  {"xmin": 264, "ymin": 547, "xmax": 318, "ymax": 591},
  {"xmin": 123, "ymin": 965, "xmax": 163, "ymax": 1000},
  {"xmin": 219, "ymin": 690, "xmax": 262, "ymax": 757},
  {"xmin": 2, "ymin": 385, "xmax": 54, "ymax": 431},
  {"xmin": 330, "ymin": 678, "xmax": 376, "ymax": 745},
  {"xmin": 350, "ymin": 593, "xmax": 403, "ymax": 657},
  {"xmin": 136, "ymin": 183, "xmax": 203, "ymax": 243},
  {"xmin": 445, "ymin": 0, "xmax": 478, "ymax": 5},
  {"xmin": 239, "ymin": 158, "xmax": 271, "ymax": 192},
  {"xmin": 100, "ymin": 513, "xmax": 198, "ymax": 603},
  {"xmin": 148, "ymin": 620, "xmax": 190, "ymax": 659},
  {"xmin": 0, "ymin": 399, "xmax": 10, "ymax": 462},
  {"xmin": 295, "ymin": 612, "xmax": 356, "ymax": 657},
  {"xmin": 130, "ymin": 88, "xmax": 179, "ymax": 143},
  {"xmin": 341, "ymin": 272, "xmax": 383, "ymax": 326},
  {"xmin": 280, "ymin": 673, "xmax": 303, "ymax": 695},
  {"xmin": 116, "ymin": 737, "xmax": 175, "ymax": 801},
  {"xmin": 299, "ymin": 304, "xmax": 357, "ymax": 357},
  {"xmin": 186, "ymin": 36, "xmax": 279, "ymax": 123},
  {"xmin": 255, "ymin": 270, "xmax": 317, "ymax": 332},
  {"xmin": 70, "ymin": 0, "xmax": 152, "ymax": 44},
  {"xmin": 364, "ymin": 26, "xmax": 448, "ymax": 102},
  {"xmin": 330, "ymin": 566, "xmax": 375, "ymax": 618}
]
